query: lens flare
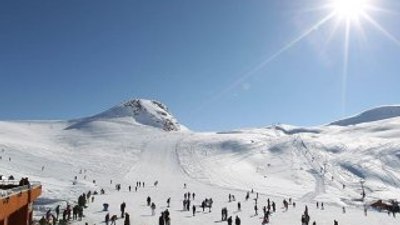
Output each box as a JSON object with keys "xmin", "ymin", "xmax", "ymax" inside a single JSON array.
[{"xmin": 332, "ymin": 0, "xmax": 369, "ymax": 19}]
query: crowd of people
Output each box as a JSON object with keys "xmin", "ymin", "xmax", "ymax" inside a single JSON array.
[
  {"xmin": 32, "ymin": 175, "xmax": 399, "ymax": 225},
  {"xmin": 0, "ymin": 159, "xmax": 396, "ymax": 225}
]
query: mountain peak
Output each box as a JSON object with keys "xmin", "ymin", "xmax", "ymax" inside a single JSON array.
[{"xmin": 67, "ymin": 98, "xmax": 187, "ymax": 131}]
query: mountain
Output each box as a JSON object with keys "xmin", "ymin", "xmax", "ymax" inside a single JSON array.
[
  {"xmin": 0, "ymin": 101, "xmax": 399, "ymax": 225},
  {"xmin": 330, "ymin": 105, "xmax": 400, "ymax": 126},
  {"xmin": 66, "ymin": 99, "xmax": 187, "ymax": 131}
]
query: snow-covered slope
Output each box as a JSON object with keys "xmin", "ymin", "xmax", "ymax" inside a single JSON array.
[
  {"xmin": 0, "ymin": 103, "xmax": 399, "ymax": 225},
  {"xmin": 330, "ymin": 105, "xmax": 400, "ymax": 126},
  {"xmin": 66, "ymin": 99, "xmax": 187, "ymax": 131}
]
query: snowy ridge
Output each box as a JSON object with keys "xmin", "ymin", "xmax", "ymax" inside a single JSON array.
[
  {"xmin": 66, "ymin": 99, "xmax": 187, "ymax": 131},
  {"xmin": 330, "ymin": 105, "xmax": 400, "ymax": 126}
]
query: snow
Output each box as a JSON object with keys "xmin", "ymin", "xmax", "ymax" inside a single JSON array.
[
  {"xmin": 330, "ymin": 105, "xmax": 400, "ymax": 126},
  {"xmin": 0, "ymin": 100, "xmax": 399, "ymax": 225},
  {"xmin": 66, "ymin": 99, "xmax": 187, "ymax": 131}
]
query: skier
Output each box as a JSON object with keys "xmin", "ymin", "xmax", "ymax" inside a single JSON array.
[
  {"xmin": 235, "ymin": 215, "xmax": 241, "ymax": 225},
  {"xmin": 124, "ymin": 213, "xmax": 130, "ymax": 225},
  {"xmin": 254, "ymin": 204, "xmax": 258, "ymax": 216},
  {"xmin": 110, "ymin": 215, "xmax": 118, "ymax": 225},
  {"xmin": 147, "ymin": 196, "xmax": 151, "ymax": 206},
  {"xmin": 224, "ymin": 207, "xmax": 228, "ymax": 221},
  {"xmin": 159, "ymin": 212, "xmax": 165, "ymax": 225},
  {"xmin": 301, "ymin": 214, "xmax": 306, "ymax": 225},
  {"xmin": 55, "ymin": 205, "xmax": 60, "ymax": 220},
  {"xmin": 187, "ymin": 199, "xmax": 191, "ymax": 211},
  {"xmin": 283, "ymin": 199, "xmax": 288, "ymax": 211},
  {"xmin": 105, "ymin": 213, "xmax": 110, "ymax": 225},
  {"xmin": 192, "ymin": 205, "xmax": 196, "ymax": 216},
  {"xmin": 151, "ymin": 202, "xmax": 156, "ymax": 216},
  {"xmin": 227, "ymin": 216, "xmax": 233, "ymax": 225},
  {"xmin": 120, "ymin": 202, "xmax": 126, "ymax": 218},
  {"xmin": 237, "ymin": 202, "xmax": 241, "ymax": 211},
  {"xmin": 167, "ymin": 197, "xmax": 171, "ymax": 208}
]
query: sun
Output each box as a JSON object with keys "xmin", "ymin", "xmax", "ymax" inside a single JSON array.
[{"xmin": 331, "ymin": 0, "xmax": 370, "ymax": 20}]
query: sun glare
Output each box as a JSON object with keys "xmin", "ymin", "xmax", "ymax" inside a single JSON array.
[
  {"xmin": 332, "ymin": 0, "xmax": 369, "ymax": 19},
  {"xmin": 205, "ymin": 0, "xmax": 400, "ymax": 115}
]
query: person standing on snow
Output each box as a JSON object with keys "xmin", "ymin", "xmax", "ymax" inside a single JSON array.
[
  {"xmin": 147, "ymin": 196, "xmax": 151, "ymax": 206},
  {"xmin": 124, "ymin": 213, "xmax": 130, "ymax": 225},
  {"xmin": 55, "ymin": 205, "xmax": 60, "ymax": 220},
  {"xmin": 187, "ymin": 199, "xmax": 191, "ymax": 211},
  {"xmin": 105, "ymin": 213, "xmax": 110, "ymax": 225},
  {"xmin": 192, "ymin": 205, "xmax": 196, "ymax": 216},
  {"xmin": 235, "ymin": 216, "xmax": 241, "ymax": 225},
  {"xmin": 120, "ymin": 202, "xmax": 126, "ymax": 218},
  {"xmin": 227, "ymin": 216, "xmax": 233, "ymax": 225},
  {"xmin": 167, "ymin": 197, "xmax": 171, "ymax": 208},
  {"xmin": 151, "ymin": 202, "xmax": 157, "ymax": 216}
]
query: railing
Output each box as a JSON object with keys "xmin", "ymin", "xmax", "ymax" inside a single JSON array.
[{"xmin": 0, "ymin": 180, "xmax": 41, "ymax": 198}]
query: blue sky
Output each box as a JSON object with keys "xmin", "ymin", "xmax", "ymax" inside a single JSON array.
[{"xmin": 1, "ymin": 0, "xmax": 400, "ymax": 131}]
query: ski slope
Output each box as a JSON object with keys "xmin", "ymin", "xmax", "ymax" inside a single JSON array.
[{"xmin": 0, "ymin": 99, "xmax": 399, "ymax": 225}]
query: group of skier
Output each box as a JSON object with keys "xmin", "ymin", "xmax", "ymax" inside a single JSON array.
[{"xmin": 38, "ymin": 189, "xmax": 95, "ymax": 225}]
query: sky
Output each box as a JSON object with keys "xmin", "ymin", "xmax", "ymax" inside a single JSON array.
[{"xmin": 1, "ymin": 0, "xmax": 400, "ymax": 131}]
